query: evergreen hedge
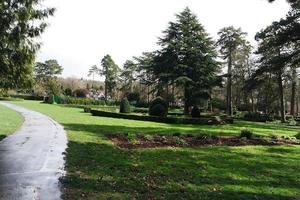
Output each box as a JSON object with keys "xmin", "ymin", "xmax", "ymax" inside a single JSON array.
[{"xmin": 91, "ymin": 109, "xmax": 233, "ymax": 125}]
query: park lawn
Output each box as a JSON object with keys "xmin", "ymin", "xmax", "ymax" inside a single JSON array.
[
  {"xmin": 0, "ymin": 103, "xmax": 23, "ymax": 140},
  {"xmin": 13, "ymin": 100, "xmax": 300, "ymax": 200}
]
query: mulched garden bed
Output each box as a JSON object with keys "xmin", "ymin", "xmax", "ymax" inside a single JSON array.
[{"xmin": 107, "ymin": 134, "xmax": 300, "ymax": 149}]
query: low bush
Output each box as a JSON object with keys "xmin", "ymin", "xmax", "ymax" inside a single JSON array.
[
  {"xmin": 149, "ymin": 97, "xmax": 168, "ymax": 117},
  {"xmin": 10, "ymin": 94, "xmax": 44, "ymax": 101},
  {"xmin": 295, "ymin": 132, "xmax": 300, "ymax": 140},
  {"xmin": 90, "ymin": 109, "xmax": 232, "ymax": 125},
  {"xmin": 132, "ymin": 107, "xmax": 148, "ymax": 113},
  {"xmin": 240, "ymin": 129, "xmax": 254, "ymax": 139},
  {"xmin": 191, "ymin": 106, "xmax": 200, "ymax": 118},
  {"xmin": 56, "ymin": 96, "xmax": 116, "ymax": 106},
  {"xmin": 243, "ymin": 112, "xmax": 273, "ymax": 122},
  {"xmin": 83, "ymin": 107, "xmax": 91, "ymax": 113},
  {"xmin": 149, "ymin": 104, "xmax": 168, "ymax": 117},
  {"xmin": 120, "ymin": 98, "xmax": 131, "ymax": 113},
  {"xmin": 0, "ymin": 97, "xmax": 23, "ymax": 101}
]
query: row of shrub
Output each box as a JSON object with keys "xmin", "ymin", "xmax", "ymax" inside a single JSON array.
[
  {"xmin": 90, "ymin": 109, "xmax": 233, "ymax": 125},
  {"xmin": 44, "ymin": 95, "xmax": 117, "ymax": 106},
  {"xmin": 10, "ymin": 94, "xmax": 44, "ymax": 101},
  {"xmin": 243, "ymin": 112, "xmax": 274, "ymax": 122}
]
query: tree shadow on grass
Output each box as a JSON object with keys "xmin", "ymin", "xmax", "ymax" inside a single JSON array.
[
  {"xmin": 62, "ymin": 135, "xmax": 300, "ymax": 200},
  {"xmin": 61, "ymin": 122, "xmax": 235, "ymax": 137}
]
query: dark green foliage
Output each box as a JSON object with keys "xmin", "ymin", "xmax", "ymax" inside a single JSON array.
[
  {"xmin": 74, "ymin": 89, "xmax": 89, "ymax": 98},
  {"xmin": 120, "ymin": 98, "xmax": 131, "ymax": 113},
  {"xmin": 0, "ymin": 0, "xmax": 55, "ymax": 90},
  {"xmin": 56, "ymin": 96, "xmax": 116, "ymax": 106},
  {"xmin": 244, "ymin": 112, "xmax": 273, "ymax": 122},
  {"xmin": 126, "ymin": 92, "xmax": 140, "ymax": 103},
  {"xmin": 64, "ymin": 88, "xmax": 73, "ymax": 96},
  {"xmin": 149, "ymin": 97, "xmax": 168, "ymax": 117},
  {"xmin": 132, "ymin": 107, "xmax": 148, "ymax": 113},
  {"xmin": 34, "ymin": 60, "xmax": 63, "ymax": 95},
  {"xmin": 10, "ymin": 94, "xmax": 44, "ymax": 101},
  {"xmin": 47, "ymin": 94, "xmax": 55, "ymax": 104},
  {"xmin": 149, "ymin": 104, "xmax": 168, "ymax": 117},
  {"xmin": 191, "ymin": 106, "xmax": 201, "ymax": 118},
  {"xmin": 83, "ymin": 107, "xmax": 91, "ymax": 113},
  {"xmin": 295, "ymin": 132, "xmax": 300, "ymax": 139},
  {"xmin": 240, "ymin": 129, "xmax": 254, "ymax": 139},
  {"xmin": 91, "ymin": 109, "xmax": 229, "ymax": 125},
  {"xmin": 211, "ymin": 98, "xmax": 226, "ymax": 111},
  {"xmin": 100, "ymin": 55, "xmax": 119, "ymax": 100},
  {"xmin": 155, "ymin": 7, "xmax": 220, "ymax": 113}
]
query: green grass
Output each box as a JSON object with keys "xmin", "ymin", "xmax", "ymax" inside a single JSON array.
[
  {"xmin": 13, "ymin": 101, "xmax": 300, "ymax": 200},
  {"xmin": 0, "ymin": 103, "xmax": 23, "ymax": 140}
]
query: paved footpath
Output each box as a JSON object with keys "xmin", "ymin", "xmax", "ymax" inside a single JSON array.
[{"xmin": 0, "ymin": 102, "xmax": 67, "ymax": 200}]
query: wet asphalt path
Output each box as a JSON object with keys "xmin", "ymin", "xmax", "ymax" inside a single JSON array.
[{"xmin": 0, "ymin": 102, "xmax": 67, "ymax": 200}]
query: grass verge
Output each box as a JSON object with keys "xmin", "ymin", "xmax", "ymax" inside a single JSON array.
[
  {"xmin": 0, "ymin": 102, "xmax": 23, "ymax": 141},
  {"xmin": 13, "ymin": 100, "xmax": 300, "ymax": 200}
]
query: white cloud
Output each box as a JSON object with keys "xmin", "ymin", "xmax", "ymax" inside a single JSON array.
[{"xmin": 37, "ymin": 0, "xmax": 290, "ymax": 79}]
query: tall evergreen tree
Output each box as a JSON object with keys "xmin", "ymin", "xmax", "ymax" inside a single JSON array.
[
  {"xmin": 34, "ymin": 59, "xmax": 63, "ymax": 95},
  {"xmin": 120, "ymin": 60, "xmax": 137, "ymax": 93},
  {"xmin": 158, "ymin": 7, "xmax": 220, "ymax": 114},
  {"xmin": 100, "ymin": 55, "xmax": 119, "ymax": 101},
  {"xmin": 88, "ymin": 65, "xmax": 99, "ymax": 89},
  {"xmin": 0, "ymin": 0, "xmax": 55, "ymax": 90},
  {"xmin": 217, "ymin": 26, "xmax": 247, "ymax": 116}
]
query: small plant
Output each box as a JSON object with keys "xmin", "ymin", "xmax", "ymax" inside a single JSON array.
[
  {"xmin": 83, "ymin": 106, "xmax": 91, "ymax": 113},
  {"xmin": 120, "ymin": 97, "xmax": 131, "ymax": 113},
  {"xmin": 191, "ymin": 106, "xmax": 200, "ymax": 118},
  {"xmin": 240, "ymin": 129, "xmax": 254, "ymax": 139},
  {"xmin": 295, "ymin": 132, "xmax": 300, "ymax": 140}
]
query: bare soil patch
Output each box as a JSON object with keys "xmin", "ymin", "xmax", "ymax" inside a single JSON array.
[{"xmin": 107, "ymin": 134, "xmax": 300, "ymax": 149}]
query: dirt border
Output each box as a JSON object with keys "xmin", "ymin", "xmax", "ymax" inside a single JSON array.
[{"xmin": 107, "ymin": 134, "xmax": 300, "ymax": 149}]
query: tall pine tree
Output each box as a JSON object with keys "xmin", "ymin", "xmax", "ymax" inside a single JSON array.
[{"xmin": 158, "ymin": 7, "xmax": 220, "ymax": 114}]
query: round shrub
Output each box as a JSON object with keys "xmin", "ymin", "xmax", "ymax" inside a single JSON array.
[
  {"xmin": 120, "ymin": 98, "xmax": 131, "ymax": 113},
  {"xmin": 240, "ymin": 129, "xmax": 254, "ymax": 139},
  {"xmin": 295, "ymin": 132, "xmax": 300, "ymax": 140},
  {"xmin": 148, "ymin": 97, "xmax": 168, "ymax": 117},
  {"xmin": 83, "ymin": 106, "xmax": 91, "ymax": 113},
  {"xmin": 149, "ymin": 104, "xmax": 168, "ymax": 117},
  {"xmin": 191, "ymin": 106, "xmax": 200, "ymax": 118},
  {"xmin": 74, "ymin": 88, "xmax": 89, "ymax": 98}
]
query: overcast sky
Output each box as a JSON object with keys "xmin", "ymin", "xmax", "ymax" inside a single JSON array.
[{"xmin": 38, "ymin": 0, "xmax": 290, "ymax": 79}]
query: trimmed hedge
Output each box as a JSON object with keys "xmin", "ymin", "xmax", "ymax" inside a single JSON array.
[
  {"xmin": 120, "ymin": 98, "xmax": 131, "ymax": 113},
  {"xmin": 56, "ymin": 96, "xmax": 117, "ymax": 106},
  {"xmin": 91, "ymin": 109, "xmax": 233, "ymax": 125},
  {"xmin": 243, "ymin": 112, "xmax": 274, "ymax": 122},
  {"xmin": 10, "ymin": 94, "xmax": 44, "ymax": 101}
]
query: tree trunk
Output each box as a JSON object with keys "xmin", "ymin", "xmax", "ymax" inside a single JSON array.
[
  {"xmin": 290, "ymin": 68, "xmax": 296, "ymax": 116},
  {"xmin": 250, "ymin": 92, "xmax": 255, "ymax": 112},
  {"xmin": 296, "ymin": 96, "xmax": 299, "ymax": 116},
  {"xmin": 226, "ymin": 54, "xmax": 233, "ymax": 116},
  {"xmin": 172, "ymin": 81, "xmax": 175, "ymax": 106},
  {"xmin": 104, "ymin": 80, "xmax": 108, "ymax": 101},
  {"xmin": 184, "ymin": 86, "xmax": 190, "ymax": 114},
  {"xmin": 277, "ymin": 71, "xmax": 286, "ymax": 122}
]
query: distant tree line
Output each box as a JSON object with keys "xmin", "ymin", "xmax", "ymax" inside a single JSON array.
[{"xmin": 1, "ymin": 1, "xmax": 299, "ymax": 122}]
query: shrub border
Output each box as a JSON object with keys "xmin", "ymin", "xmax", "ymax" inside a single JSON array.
[{"xmin": 90, "ymin": 109, "xmax": 233, "ymax": 125}]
